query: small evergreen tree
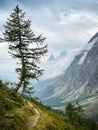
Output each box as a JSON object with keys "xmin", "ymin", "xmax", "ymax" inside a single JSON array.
[
  {"xmin": 2, "ymin": 5, "xmax": 48, "ymax": 94},
  {"xmin": 76, "ymin": 101, "xmax": 85, "ymax": 125},
  {"xmin": 65, "ymin": 102, "xmax": 85, "ymax": 125},
  {"xmin": 65, "ymin": 102, "xmax": 98, "ymax": 129},
  {"xmin": 65, "ymin": 102, "xmax": 76, "ymax": 124}
]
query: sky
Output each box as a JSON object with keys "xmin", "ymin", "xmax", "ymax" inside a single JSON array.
[{"xmin": 0, "ymin": 0, "xmax": 98, "ymax": 81}]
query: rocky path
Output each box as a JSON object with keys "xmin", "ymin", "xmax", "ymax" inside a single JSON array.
[{"xmin": 26, "ymin": 108, "xmax": 40, "ymax": 128}]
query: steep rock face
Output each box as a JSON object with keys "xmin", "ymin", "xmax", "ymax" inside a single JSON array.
[{"xmin": 35, "ymin": 32, "xmax": 98, "ymax": 109}]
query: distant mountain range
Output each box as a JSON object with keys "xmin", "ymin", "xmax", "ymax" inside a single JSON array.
[
  {"xmin": 39, "ymin": 50, "xmax": 68, "ymax": 80},
  {"xmin": 48, "ymin": 54, "xmax": 56, "ymax": 62},
  {"xmin": 34, "ymin": 32, "xmax": 98, "ymax": 119},
  {"xmin": 58, "ymin": 51, "xmax": 67, "ymax": 59},
  {"xmin": 48, "ymin": 51, "xmax": 67, "ymax": 62}
]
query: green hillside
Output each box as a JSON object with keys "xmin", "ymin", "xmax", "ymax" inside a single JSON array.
[{"xmin": 0, "ymin": 80, "xmax": 98, "ymax": 130}]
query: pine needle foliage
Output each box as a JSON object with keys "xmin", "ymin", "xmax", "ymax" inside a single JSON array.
[{"xmin": 3, "ymin": 5, "xmax": 48, "ymax": 94}]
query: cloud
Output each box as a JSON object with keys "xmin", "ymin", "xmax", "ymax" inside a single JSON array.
[
  {"xmin": 0, "ymin": 0, "xmax": 98, "ymax": 81},
  {"xmin": 40, "ymin": 48, "xmax": 81, "ymax": 80},
  {"xmin": 0, "ymin": 43, "xmax": 18, "ymax": 82}
]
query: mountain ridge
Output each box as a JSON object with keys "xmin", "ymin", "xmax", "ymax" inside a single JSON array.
[{"xmin": 35, "ymin": 32, "xmax": 98, "ymax": 119}]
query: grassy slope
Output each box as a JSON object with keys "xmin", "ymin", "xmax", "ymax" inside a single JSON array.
[
  {"xmin": 0, "ymin": 81, "xmax": 97, "ymax": 130},
  {"xmin": 0, "ymin": 84, "xmax": 72, "ymax": 130}
]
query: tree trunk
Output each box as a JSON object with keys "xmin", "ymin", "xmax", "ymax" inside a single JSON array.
[{"xmin": 9, "ymin": 81, "xmax": 22, "ymax": 94}]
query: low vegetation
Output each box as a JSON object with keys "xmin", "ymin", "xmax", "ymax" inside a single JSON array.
[
  {"xmin": 0, "ymin": 80, "xmax": 98, "ymax": 130},
  {"xmin": 0, "ymin": 80, "xmax": 35, "ymax": 130}
]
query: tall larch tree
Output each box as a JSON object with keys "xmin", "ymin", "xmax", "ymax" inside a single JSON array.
[{"xmin": 3, "ymin": 5, "xmax": 48, "ymax": 94}]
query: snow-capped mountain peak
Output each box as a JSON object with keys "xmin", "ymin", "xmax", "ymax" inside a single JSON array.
[
  {"xmin": 78, "ymin": 35, "xmax": 98, "ymax": 65},
  {"xmin": 88, "ymin": 32, "xmax": 98, "ymax": 43}
]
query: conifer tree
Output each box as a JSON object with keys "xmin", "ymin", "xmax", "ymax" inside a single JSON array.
[
  {"xmin": 3, "ymin": 5, "xmax": 48, "ymax": 94},
  {"xmin": 65, "ymin": 102, "xmax": 85, "ymax": 125},
  {"xmin": 65, "ymin": 102, "xmax": 76, "ymax": 124}
]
